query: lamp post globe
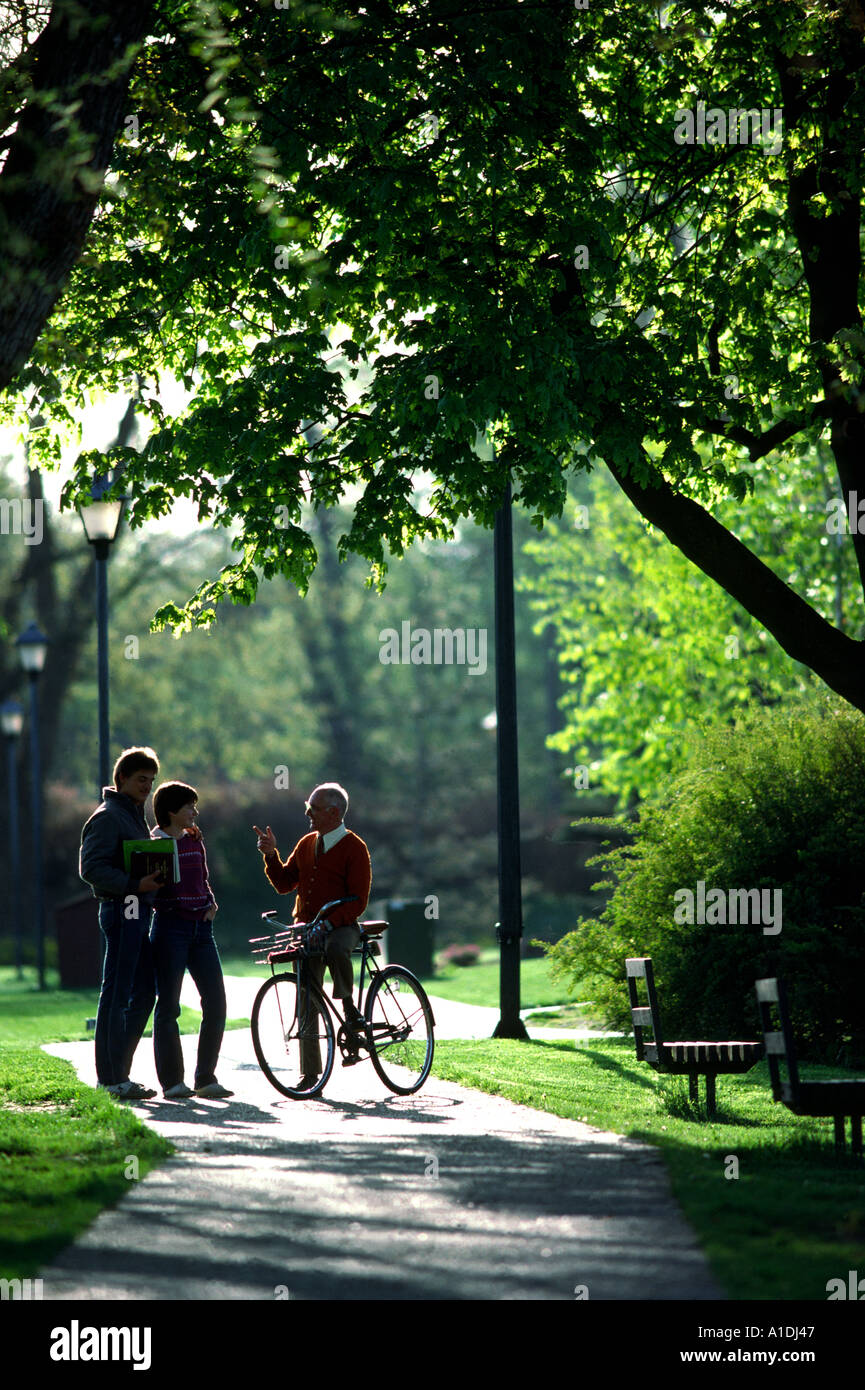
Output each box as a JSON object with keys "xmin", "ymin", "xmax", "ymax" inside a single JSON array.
[
  {"xmin": 1, "ymin": 699, "xmax": 24, "ymax": 738},
  {"xmin": 79, "ymin": 495, "xmax": 124, "ymax": 555},
  {"xmin": 15, "ymin": 621, "xmax": 49, "ymax": 674}
]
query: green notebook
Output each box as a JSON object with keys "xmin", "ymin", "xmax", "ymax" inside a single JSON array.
[{"xmin": 122, "ymin": 838, "xmax": 179, "ymax": 886}]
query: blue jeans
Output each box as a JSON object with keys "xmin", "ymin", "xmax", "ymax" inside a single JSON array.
[
  {"xmin": 95, "ymin": 900, "xmax": 155, "ymax": 1086},
  {"xmin": 150, "ymin": 911, "xmax": 226, "ymax": 1090}
]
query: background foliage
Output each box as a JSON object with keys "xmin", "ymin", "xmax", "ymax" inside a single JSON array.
[{"xmin": 543, "ymin": 698, "xmax": 865, "ymax": 1064}]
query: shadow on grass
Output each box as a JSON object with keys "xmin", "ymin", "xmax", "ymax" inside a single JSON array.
[
  {"xmin": 629, "ymin": 1119, "xmax": 865, "ymax": 1175},
  {"xmin": 568, "ymin": 1042, "xmax": 660, "ymax": 1093}
]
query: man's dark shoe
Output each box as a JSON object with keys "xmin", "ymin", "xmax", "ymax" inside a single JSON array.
[
  {"xmin": 104, "ymin": 1080, "xmax": 157, "ymax": 1101},
  {"xmin": 298, "ymin": 1074, "xmax": 320, "ymax": 1091}
]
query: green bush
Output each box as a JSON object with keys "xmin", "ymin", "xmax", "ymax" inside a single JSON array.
[
  {"xmin": 542, "ymin": 698, "xmax": 865, "ymax": 1066},
  {"xmin": 438, "ymin": 943, "xmax": 481, "ymax": 967}
]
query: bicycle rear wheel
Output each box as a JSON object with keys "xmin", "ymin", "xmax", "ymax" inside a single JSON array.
[
  {"xmin": 251, "ymin": 971, "xmax": 335, "ymax": 1098},
  {"xmin": 364, "ymin": 966, "xmax": 435, "ymax": 1094}
]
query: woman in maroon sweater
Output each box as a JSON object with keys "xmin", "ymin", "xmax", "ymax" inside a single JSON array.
[{"xmin": 150, "ymin": 781, "xmax": 233, "ymax": 1100}]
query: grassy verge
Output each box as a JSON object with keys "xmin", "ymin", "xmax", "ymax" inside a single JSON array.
[
  {"xmin": 431, "ymin": 1037, "xmax": 865, "ymax": 1301},
  {"xmin": 0, "ymin": 967, "xmax": 247, "ymax": 1043},
  {"xmin": 415, "ymin": 953, "xmax": 576, "ymax": 1009},
  {"xmin": 220, "ymin": 947, "xmax": 581, "ymax": 1013},
  {"xmin": 0, "ymin": 965, "xmax": 247, "ymax": 1281},
  {"xmin": 0, "ymin": 1044, "xmax": 173, "ymax": 1279}
]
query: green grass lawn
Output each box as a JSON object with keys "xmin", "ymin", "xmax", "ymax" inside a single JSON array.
[
  {"xmin": 5, "ymin": 960, "xmax": 861, "ymax": 1299},
  {"xmin": 0, "ymin": 1044, "xmax": 173, "ymax": 1280},
  {"xmin": 221, "ymin": 946, "xmax": 580, "ymax": 1012},
  {"xmin": 0, "ymin": 966, "xmax": 247, "ymax": 1043},
  {"xmin": 416, "ymin": 953, "xmax": 577, "ymax": 1009},
  {"xmin": 430, "ymin": 1036, "xmax": 865, "ymax": 1301},
  {"xmin": 0, "ymin": 965, "xmax": 250, "ymax": 1281}
]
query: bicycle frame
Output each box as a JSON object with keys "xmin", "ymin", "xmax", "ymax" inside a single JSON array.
[
  {"xmin": 251, "ymin": 892, "xmax": 434, "ymax": 1096},
  {"xmin": 258, "ymin": 894, "xmax": 384, "ymax": 1043},
  {"xmin": 285, "ymin": 934, "xmax": 389, "ymax": 1041}
]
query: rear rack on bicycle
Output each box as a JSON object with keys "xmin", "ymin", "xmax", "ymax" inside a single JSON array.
[
  {"xmin": 250, "ymin": 914, "xmax": 391, "ymax": 967},
  {"xmin": 249, "ymin": 927, "xmax": 307, "ymax": 966}
]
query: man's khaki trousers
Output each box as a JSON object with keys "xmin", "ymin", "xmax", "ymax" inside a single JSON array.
[{"xmin": 299, "ymin": 924, "xmax": 361, "ymax": 1076}]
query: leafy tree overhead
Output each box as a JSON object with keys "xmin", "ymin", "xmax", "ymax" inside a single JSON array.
[
  {"xmin": 521, "ymin": 440, "xmax": 860, "ymax": 806},
  {"xmin": 2, "ymin": 3, "xmax": 865, "ymax": 711}
]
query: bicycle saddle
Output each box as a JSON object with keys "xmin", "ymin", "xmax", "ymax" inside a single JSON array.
[{"xmin": 359, "ymin": 920, "xmax": 389, "ymax": 937}]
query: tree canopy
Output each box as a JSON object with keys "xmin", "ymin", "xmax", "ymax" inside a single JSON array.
[
  {"xmin": 3, "ymin": 2, "xmax": 865, "ymax": 708},
  {"xmin": 521, "ymin": 441, "xmax": 858, "ymax": 806}
]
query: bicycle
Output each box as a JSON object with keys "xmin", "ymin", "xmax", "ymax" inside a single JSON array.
[{"xmin": 249, "ymin": 896, "xmax": 435, "ymax": 1099}]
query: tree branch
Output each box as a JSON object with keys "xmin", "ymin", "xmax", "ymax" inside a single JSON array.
[
  {"xmin": 605, "ymin": 449, "xmax": 865, "ymax": 710},
  {"xmin": 700, "ymin": 401, "xmax": 834, "ymax": 460}
]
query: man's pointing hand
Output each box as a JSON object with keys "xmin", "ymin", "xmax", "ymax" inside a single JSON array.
[{"xmin": 253, "ymin": 824, "xmax": 277, "ymax": 855}]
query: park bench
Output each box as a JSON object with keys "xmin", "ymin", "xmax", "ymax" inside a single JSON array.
[
  {"xmin": 754, "ymin": 977, "xmax": 865, "ymax": 1158},
  {"xmin": 625, "ymin": 957, "xmax": 764, "ymax": 1118}
]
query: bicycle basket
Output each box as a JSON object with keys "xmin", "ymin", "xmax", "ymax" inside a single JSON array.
[{"xmin": 249, "ymin": 926, "xmax": 306, "ymax": 966}]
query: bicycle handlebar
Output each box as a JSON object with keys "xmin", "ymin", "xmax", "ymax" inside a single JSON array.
[{"xmin": 258, "ymin": 895, "xmax": 359, "ymax": 931}]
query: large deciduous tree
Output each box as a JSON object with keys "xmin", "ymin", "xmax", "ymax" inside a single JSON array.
[
  {"xmin": 0, "ymin": 1, "xmax": 154, "ymax": 388},
  {"xmin": 3, "ymin": 2, "xmax": 865, "ymax": 710}
]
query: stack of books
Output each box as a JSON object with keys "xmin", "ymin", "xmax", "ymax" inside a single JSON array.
[{"xmin": 122, "ymin": 838, "xmax": 180, "ymax": 885}]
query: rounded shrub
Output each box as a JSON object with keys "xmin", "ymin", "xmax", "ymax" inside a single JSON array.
[
  {"xmin": 438, "ymin": 943, "xmax": 482, "ymax": 968},
  {"xmin": 543, "ymin": 697, "xmax": 865, "ymax": 1065}
]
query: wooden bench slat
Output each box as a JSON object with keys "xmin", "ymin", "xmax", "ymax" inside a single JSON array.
[{"xmin": 625, "ymin": 956, "xmax": 764, "ymax": 1118}]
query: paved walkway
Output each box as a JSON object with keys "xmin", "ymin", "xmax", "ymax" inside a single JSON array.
[{"xmin": 38, "ymin": 985, "xmax": 722, "ymax": 1301}]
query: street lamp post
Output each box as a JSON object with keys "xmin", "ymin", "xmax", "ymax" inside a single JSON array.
[
  {"xmin": 491, "ymin": 482, "xmax": 529, "ymax": 1040},
  {"xmin": 15, "ymin": 624, "xmax": 49, "ymax": 991},
  {"xmin": 78, "ymin": 487, "xmax": 124, "ymax": 796},
  {"xmin": 472, "ymin": 427, "xmax": 529, "ymax": 1040},
  {"xmin": 1, "ymin": 700, "xmax": 25, "ymax": 978}
]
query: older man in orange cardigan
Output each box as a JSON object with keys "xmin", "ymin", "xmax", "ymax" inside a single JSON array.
[{"xmin": 254, "ymin": 782, "xmax": 371, "ymax": 1084}]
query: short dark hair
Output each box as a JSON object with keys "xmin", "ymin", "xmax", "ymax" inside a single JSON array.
[
  {"xmin": 113, "ymin": 746, "xmax": 159, "ymax": 789},
  {"xmin": 153, "ymin": 781, "xmax": 198, "ymax": 828}
]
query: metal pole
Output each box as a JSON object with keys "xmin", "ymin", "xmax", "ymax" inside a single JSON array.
[
  {"xmin": 27, "ymin": 672, "xmax": 45, "ymax": 991},
  {"xmin": 94, "ymin": 539, "xmax": 111, "ymax": 796},
  {"xmin": 6, "ymin": 735, "xmax": 23, "ymax": 979},
  {"xmin": 492, "ymin": 482, "xmax": 528, "ymax": 1040}
]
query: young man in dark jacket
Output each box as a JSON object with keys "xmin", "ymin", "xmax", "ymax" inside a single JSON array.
[{"xmin": 79, "ymin": 746, "xmax": 164, "ymax": 1100}]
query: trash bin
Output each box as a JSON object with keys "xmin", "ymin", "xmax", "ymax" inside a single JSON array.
[
  {"xmin": 376, "ymin": 898, "xmax": 434, "ymax": 979},
  {"xmin": 55, "ymin": 894, "xmax": 102, "ymax": 988}
]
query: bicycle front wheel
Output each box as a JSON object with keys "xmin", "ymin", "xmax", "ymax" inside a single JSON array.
[
  {"xmin": 251, "ymin": 971, "xmax": 335, "ymax": 1099},
  {"xmin": 364, "ymin": 966, "xmax": 435, "ymax": 1094}
]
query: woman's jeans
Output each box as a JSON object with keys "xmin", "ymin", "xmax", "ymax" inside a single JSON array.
[
  {"xmin": 95, "ymin": 900, "xmax": 155, "ymax": 1086},
  {"xmin": 150, "ymin": 910, "xmax": 226, "ymax": 1090}
]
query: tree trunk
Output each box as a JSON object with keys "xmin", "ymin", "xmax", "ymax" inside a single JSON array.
[
  {"xmin": 605, "ymin": 453, "xmax": 865, "ymax": 711},
  {"xmin": 0, "ymin": 0, "xmax": 154, "ymax": 390}
]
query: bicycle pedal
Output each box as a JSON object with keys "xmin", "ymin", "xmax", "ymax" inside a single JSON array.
[{"xmin": 341, "ymin": 1052, "xmax": 363, "ymax": 1067}]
